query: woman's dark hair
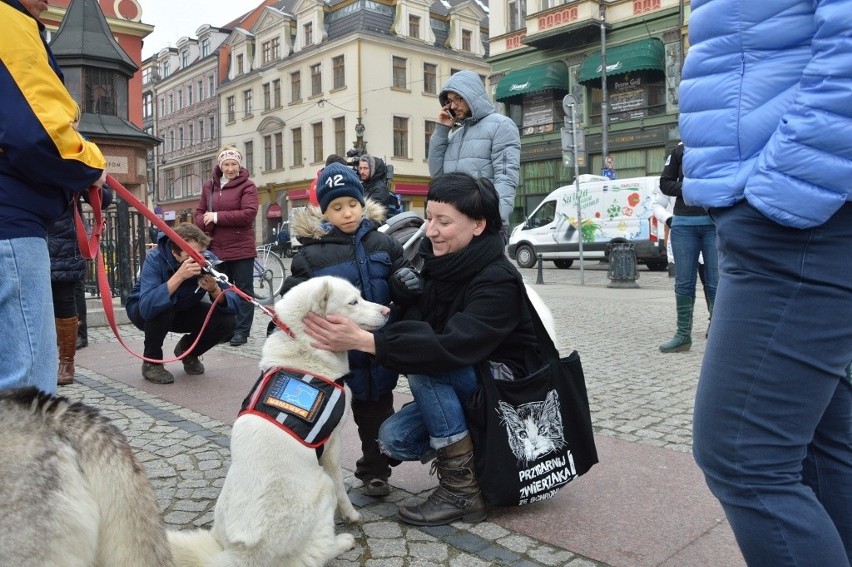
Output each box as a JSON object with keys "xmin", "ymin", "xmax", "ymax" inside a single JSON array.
[{"xmin": 426, "ymin": 172, "xmax": 502, "ymax": 235}]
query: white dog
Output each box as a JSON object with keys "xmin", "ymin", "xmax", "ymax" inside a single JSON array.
[{"xmin": 169, "ymin": 276, "xmax": 389, "ymax": 567}]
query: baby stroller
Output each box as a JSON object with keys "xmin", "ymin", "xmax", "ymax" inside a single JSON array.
[{"xmin": 378, "ymin": 212, "xmax": 425, "ymax": 272}]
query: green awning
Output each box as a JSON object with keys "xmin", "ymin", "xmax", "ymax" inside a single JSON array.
[
  {"xmin": 495, "ymin": 61, "xmax": 570, "ymax": 101},
  {"xmin": 577, "ymin": 38, "xmax": 665, "ymax": 84}
]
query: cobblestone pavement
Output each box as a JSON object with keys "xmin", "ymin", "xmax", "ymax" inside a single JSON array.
[{"xmin": 69, "ymin": 257, "xmax": 708, "ymax": 566}]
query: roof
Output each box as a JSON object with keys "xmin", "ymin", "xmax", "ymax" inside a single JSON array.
[{"xmin": 50, "ymin": 0, "xmax": 137, "ymax": 76}]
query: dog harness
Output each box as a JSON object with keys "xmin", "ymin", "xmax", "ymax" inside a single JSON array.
[{"xmin": 239, "ymin": 367, "xmax": 346, "ymax": 452}]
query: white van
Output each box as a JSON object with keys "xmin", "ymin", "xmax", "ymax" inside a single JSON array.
[{"xmin": 508, "ymin": 175, "xmax": 668, "ymax": 271}]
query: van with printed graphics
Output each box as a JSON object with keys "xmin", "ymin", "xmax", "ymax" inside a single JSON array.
[{"xmin": 507, "ymin": 175, "xmax": 668, "ymax": 270}]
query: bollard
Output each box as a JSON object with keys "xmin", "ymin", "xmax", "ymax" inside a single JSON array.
[
  {"xmin": 607, "ymin": 242, "xmax": 639, "ymax": 288},
  {"xmin": 536, "ymin": 253, "xmax": 544, "ymax": 284}
]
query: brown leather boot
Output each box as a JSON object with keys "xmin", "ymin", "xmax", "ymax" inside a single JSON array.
[
  {"xmin": 56, "ymin": 316, "xmax": 78, "ymax": 386},
  {"xmin": 397, "ymin": 434, "xmax": 486, "ymax": 526}
]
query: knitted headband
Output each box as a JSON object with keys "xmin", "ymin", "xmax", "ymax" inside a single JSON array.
[{"xmin": 217, "ymin": 148, "xmax": 243, "ymax": 168}]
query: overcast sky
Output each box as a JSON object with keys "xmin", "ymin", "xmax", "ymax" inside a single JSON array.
[{"xmin": 140, "ymin": 1, "xmax": 250, "ymax": 58}]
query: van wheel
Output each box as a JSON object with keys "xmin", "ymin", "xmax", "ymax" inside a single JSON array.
[
  {"xmin": 515, "ymin": 245, "xmax": 537, "ymax": 269},
  {"xmin": 553, "ymin": 259, "xmax": 573, "ymax": 269},
  {"xmin": 645, "ymin": 261, "xmax": 668, "ymax": 272}
]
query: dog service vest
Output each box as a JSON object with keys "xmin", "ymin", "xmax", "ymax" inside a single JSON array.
[{"xmin": 239, "ymin": 367, "xmax": 346, "ymax": 448}]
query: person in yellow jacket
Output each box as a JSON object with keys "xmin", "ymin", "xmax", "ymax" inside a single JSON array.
[{"xmin": 0, "ymin": 0, "xmax": 107, "ymax": 394}]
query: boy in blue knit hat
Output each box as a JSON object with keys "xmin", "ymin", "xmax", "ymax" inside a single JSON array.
[{"xmin": 276, "ymin": 162, "xmax": 422, "ymax": 496}]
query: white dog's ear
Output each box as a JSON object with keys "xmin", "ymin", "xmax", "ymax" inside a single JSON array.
[{"xmin": 314, "ymin": 278, "xmax": 333, "ymax": 315}]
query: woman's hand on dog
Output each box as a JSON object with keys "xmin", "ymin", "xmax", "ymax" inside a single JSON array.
[{"xmin": 303, "ymin": 312, "xmax": 376, "ymax": 355}]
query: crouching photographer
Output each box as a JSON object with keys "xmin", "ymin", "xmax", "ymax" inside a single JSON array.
[{"xmin": 126, "ymin": 223, "xmax": 239, "ymax": 384}]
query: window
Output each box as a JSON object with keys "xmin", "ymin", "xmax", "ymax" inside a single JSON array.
[
  {"xmin": 162, "ymin": 60, "xmax": 170, "ymax": 77},
  {"xmin": 312, "ymin": 122, "xmax": 323, "ymax": 163},
  {"xmin": 168, "ymin": 130, "xmax": 174, "ymax": 152},
  {"xmin": 423, "ymin": 63, "xmax": 437, "ymax": 94},
  {"xmin": 292, "ymin": 127, "xmax": 302, "ymax": 166},
  {"xmin": 393, "ymin": 116, "xmax": 409, "ymax": 158},
  {"xmin": 332, "ymin": 55, "xmax": 345, "ymax": 90},
  {"xmin": 333, "ymin": 116, "xmax": 345, "ymax": 156},
  {"xmin": 178, "ymin": 127, "xmax": 184, "ymax": 148},
  {"xmin": 168, "ymin": 93, "xmax": 174, "ymax": 114},
  {"xmin": 177, "ymin": 90, "xmax": 183, "ymax": 110},
  {"xmin": 462, "ymin": 29, "xmax": 472, "ymax": 52},
  {"xmin": 188, "ymin": 124, "xmax": 193, "ymax": 147},
  {"xmin": 508, "ymin": 0, "xmax": 526, "ymax": 32},
  {"xmin": 226, "ymin": 96, "xmax": 235, "ymax": 122},
  {"xmin": 272, "ymin": 79, "xmax": 281, "ymax": 107},
  {"xmin": 181, "ymin": 50, "xmax": 189, "ymax": 68},
  {"xmin": 274, "ymin": 132, "xmax": 283, "ymax": 169},
  {"xmin": 291, "ymin": 71, "xmax": 301, "ymax": 102},
  {"xmin": 425, "ymin": 120, "xmax": 436, "ymax": 158},
  {"xmin": 143, "ymin": 93, "xmax": 153, "ymax": 118},
  {"xmin": 392, "ymin": 56, "xmax": 407, "ymax": 89},
  {"xmin": 197, "ymin": 79, "xmax": 204, "ymax": 101},
  {"xmin": 271, "ymin": 37, "xmax": 280, "ymax": 59},
  {"xmin": 243, "ymin": 89, "xmax": 253, "ymax": 116},
  {"xmin": 262, "ymin": 41, "xmax": 272, "ymax": 64},
  {"xmin": 264, "ymin": 135, "xmax": 273, "ymax": 171},
  {"xmin": 244, "ymin": 141, "xmax": 254, "ymax": 175},
  {"xmin": 263, "ymin": 83, "xmax": 271, "ymax": 111},
  {"xmin": 159, "ymin": 97, "xmax": 164, "ymax": 116},
  {"xmin": 209, "ymin": 116, "xmax": 215, "ymax": 138},
  {"xmin": 304, "ymin": 22, "xmax": 313, "ymax": 46},
  {"xmin": 142, "ymin": 67, "xmax": 152, "ymax": 84},
  {"xmin": 409, "ymin": 14, "xmax": 420, "ymax": 39},
  {"xmin": 201, "ymin": 38, "xmax": 210, "ymax": 57},
  {"xmin": 162, "ymin": 168, "xmax": 174, "ymax": 200},
  {"xmin": 236, "ymin": 53, "xmax": 244, "ymax": 75},
  {"xmin": 208, "ymin": 75, "xmax": 215, "ymax": 97},
  {"xmin": 84, "ymin": 69, "xmax": 117, "ymax": 115},
  {"xmin": 187, "ymin": 85, "xmax": 193, "ymax": 105},
  {"xmin": 198, "ymin": 119, "xmax": 204, "ymax": 141},
  {"xmin": 310, "ymin": 63, "xmax": 322, "ymax": 96}
]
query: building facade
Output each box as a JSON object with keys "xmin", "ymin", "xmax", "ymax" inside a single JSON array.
[
  {"xmin": 146, "ymin": 0, "xmax": 490, "ymax": 242},
  {"xmin": 489, "ymin": 0, "xmax": 690, "ymax": 218},
  {"xmin": 145, "ymin": 25, "xmax": 232, "ymax": 223}
]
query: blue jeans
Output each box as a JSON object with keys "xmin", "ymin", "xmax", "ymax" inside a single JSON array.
[
  {"xmin": 378, "ymin": 366, "xmax": 478, "ymax": 461},
  {"xmin": 671, "ymin": 220, "xmax": 718, "ymax": 300},
  {"xmin": 0, "ymin": 238, "xmax": 57, "ymax": 394},
  {"xmin": 693, "ymin": 201, "xmax": 852, "ymax": 566}
]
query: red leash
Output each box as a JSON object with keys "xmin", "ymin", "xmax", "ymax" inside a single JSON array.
[{"xmin": 73, "ymin": 175, "xmax": 291, "ymax": 363}]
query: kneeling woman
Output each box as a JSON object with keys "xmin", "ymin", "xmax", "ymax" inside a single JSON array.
[{"xmin": 304, "ymin": 172, "xmax": 542, "ymax": 526}]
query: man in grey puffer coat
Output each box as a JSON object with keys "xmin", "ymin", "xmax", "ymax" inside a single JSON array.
[{"xmin": 428, "ymin": 70, "xmax": 520, "ymax": 235}]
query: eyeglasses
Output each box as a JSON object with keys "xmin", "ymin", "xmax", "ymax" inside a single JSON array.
[{"xmin": 446, "ymin": 95, "xmax": 464, "ymax": 106}]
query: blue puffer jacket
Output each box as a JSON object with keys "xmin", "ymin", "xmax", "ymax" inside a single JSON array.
[
  {"xmin": 679, "ymin": 0, "xmax": 852, "ymax": 229},
  {"xmin": 47, "ymin": 187, "xmax": 113, "ymax": 282},
  {"xmin": 284, "ymin": 201, "xmax": 419, "ymax": 401},
  {"xmin": 125, "ymin": 232, "xmax": 239, "ymax": 326},
  {"xmin": 428, "ymin": 70, "xmax": 521, "ymax": 223}
]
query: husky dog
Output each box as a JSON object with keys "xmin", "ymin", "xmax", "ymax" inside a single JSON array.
[
  {"xmin": 169, "ymin": 276, "xmax": 389, "ymax": 567},
  {"xmin": 0, "ymin": 387, "xmax": 175, "ymax": 567}
]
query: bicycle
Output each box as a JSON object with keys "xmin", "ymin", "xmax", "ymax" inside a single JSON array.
[{"xmin": 253, "ymin": 243, "xmax": 286, "ymax": 304}]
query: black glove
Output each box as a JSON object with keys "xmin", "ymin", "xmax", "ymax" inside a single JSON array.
[
  {"xmin": 665, "ymin": 217, "xmax": 673, "ymax": 228},
  {"xmin": 394, "ymin": 267, "xmax": 423, "ymax": 293}
]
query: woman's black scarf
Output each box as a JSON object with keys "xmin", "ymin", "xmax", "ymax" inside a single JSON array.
[{"xmin": 417, "ymin": 232, "xmax": 506, "ymax": 330}]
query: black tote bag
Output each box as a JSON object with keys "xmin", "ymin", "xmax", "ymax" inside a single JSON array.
[{"xmin": 465, "ymin": 285, "xmax": 598, "ymax": 507}]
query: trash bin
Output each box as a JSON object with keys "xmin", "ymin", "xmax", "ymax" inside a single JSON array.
[{"xmin": 607, "ymin": 242, "xmax": 639, "ymax": 288}]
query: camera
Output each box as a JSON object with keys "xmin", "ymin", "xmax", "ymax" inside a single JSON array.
[
  {"xmin": 202, "ymin": 249, "xmax": 224, "ymax": 270},
  {"xmin": 345, "ymin": 147, "xmax": 363, "ymax": 173}
]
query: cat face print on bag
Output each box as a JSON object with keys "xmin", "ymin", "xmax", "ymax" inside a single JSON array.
[{"xmin": 497, "ymin": 390, "xmax": 566, "ymax": 467}]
